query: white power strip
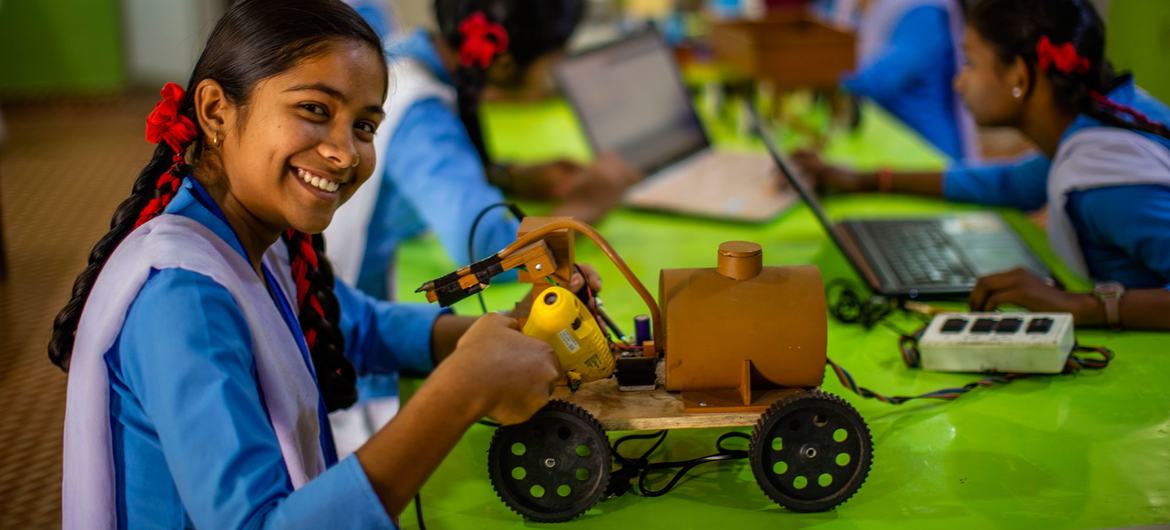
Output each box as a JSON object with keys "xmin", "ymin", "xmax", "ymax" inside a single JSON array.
[{"xmin": 917, "ymin": 312, "xmax": 1075, "ymax": 374}]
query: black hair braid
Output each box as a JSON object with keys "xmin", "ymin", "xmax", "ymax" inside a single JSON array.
[
  {"xmin": 282, "ymin": 231, "xmax": 357, "ymax": 411},
  {"xmin": 48, "ymin": 143, "xmax": 179, "ymax": 370},
  {"xmin": 454, "ymin": 65, "xmax": 492, "ymax": 165}
]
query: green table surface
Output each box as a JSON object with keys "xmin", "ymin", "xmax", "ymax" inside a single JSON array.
[{"xmin": 389, "ymin": 98, "xmax": 1170, "ymax": 529}]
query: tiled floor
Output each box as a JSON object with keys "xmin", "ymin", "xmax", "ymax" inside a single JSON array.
[{"xmin": 0, "ymin": 93, "xmax": 157, "ymax": 528}]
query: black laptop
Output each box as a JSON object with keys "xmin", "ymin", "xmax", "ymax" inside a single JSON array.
[{"xmin": 746, "ymin": 103, "xmax": 1051, "ymax": 300}]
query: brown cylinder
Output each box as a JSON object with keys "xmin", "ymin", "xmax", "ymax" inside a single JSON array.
[
  {"xmin": 659, "ymin": 263, "xmax": 827, "ymax": 392},
  {"xmin": 716, "ymin": 241, "xmax": 763, "ymax": 280}
]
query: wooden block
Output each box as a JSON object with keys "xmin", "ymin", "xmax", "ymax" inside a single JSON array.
[
  {"xmin": 710, "ymin": 13, "xmax": 856, "ymax": 90},
  {"xmin": 551, "ymin": 377, "xmax": 802, "ymax": 431}
]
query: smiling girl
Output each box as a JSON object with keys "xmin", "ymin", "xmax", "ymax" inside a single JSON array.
[{"xmin": 49, "ymin": 1, "xmax": 567, "ymax": 527}]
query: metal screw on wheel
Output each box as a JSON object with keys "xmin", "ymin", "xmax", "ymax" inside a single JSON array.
[
  {"xmin": 749, "ymin": 389, "xmax": 872, "ymax": 512},
  {"xmin": 487, "ymin": 400, "xmax": 611, "ymax": 522}
]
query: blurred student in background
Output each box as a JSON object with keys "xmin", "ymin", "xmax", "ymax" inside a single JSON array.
[
  {"xmin": 325, "ymin": 0, "xmax": 639, "ymax": 456},
  {"xmin": 795, "ymin": 0, "xmax": 1170, "ymax": 330}
]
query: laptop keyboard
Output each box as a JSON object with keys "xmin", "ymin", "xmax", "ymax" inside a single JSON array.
[{"xmin": 860, "ymin": 221, "xmax": 978, "ymax": 287}]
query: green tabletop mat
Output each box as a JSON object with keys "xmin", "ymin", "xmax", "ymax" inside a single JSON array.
[{"xmin": 386, "ymin": 98, "xmax": 1170, "ymax": 529}]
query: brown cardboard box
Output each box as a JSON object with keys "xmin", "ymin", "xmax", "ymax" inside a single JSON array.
[{"xmin": 710, "ymin": 12, "xmax": 856, "ymax": 90}]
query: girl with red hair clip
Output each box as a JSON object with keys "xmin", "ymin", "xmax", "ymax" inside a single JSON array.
[
  {"xmin": 794, "ymin": 0, "xmax": 1170, "ymax": 330},
  {"xmin": 49, "ymin": 1, "xmax": 591, "ymax": 527},
  {"xmin": 324, "ymin": 0, "xmax": 635, "ymax": 456}
]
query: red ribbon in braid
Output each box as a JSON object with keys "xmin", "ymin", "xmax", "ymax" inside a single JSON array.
[
  {"xmin": 458, "ymin": 12, "xmax": 509, "ymax": 69},
  {"xmin": 136, "ymin": 82, "xmax": 198, "ymax": 228},
  {"xmin": 1090, "ymin": 91, "xmax": 1170, "ymax": 135},
  {"xmin": 287, "ymin": 230, "xmax": 327, "ymax": 350},
  {"xmin": 1036, "ymin": 36, "xmax": 1091, "ymax": 76},
  {"xmin": 1034, "ymin": 37, "xmax": 1168, "ymax": 136}
]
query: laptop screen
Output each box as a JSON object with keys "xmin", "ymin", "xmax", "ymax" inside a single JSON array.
[{"xmin": 556, "ymin": 31, "xmax": 709, "ymax": 174}]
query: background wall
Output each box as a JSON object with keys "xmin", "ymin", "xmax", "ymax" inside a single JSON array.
[
  {"xmin": 121, "ymin": 0, "xmax": 224, "ymax": 87},
  {"xmin": 1107, "ymin": 0, "xmax": 1170, "ymax": 103},
  {"xmin": 0, "ymin": 0, "xmax": 1167, "ymax": 103},
  {"xmin": 0, "ymin": 0, "xmax": 126, "ymax": 95}
]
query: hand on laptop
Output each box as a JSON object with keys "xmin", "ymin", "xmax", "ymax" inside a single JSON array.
[
  {"xmin": 791, "ymin": 149, "xmax": 875, "ymax": 194},
  {"xmin": 969, "ymin": 267, "xmax": 1102, "ymax": 324},
  {"xmin": 506, "ymin": 159, "xmax": 589, "ymax": 200},
  {"xmin": 552, "ymin": 153, "xmax": 639, "ymax": 224}
]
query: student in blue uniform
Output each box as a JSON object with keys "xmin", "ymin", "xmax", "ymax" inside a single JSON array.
[
  {"xmin": 49, "ymin": 2, "xmax": 599, "ymax": 527},
  {"xmin": 794, "ymin": 0, "xmax": 1170, "ymax": 330},
  {"xmin": 840, "ymin": 0, "xmax": 978, "ymax": 161},
  {"xmin": 324, "ymin": 0, "xmax": 637, "ymax": 455}
]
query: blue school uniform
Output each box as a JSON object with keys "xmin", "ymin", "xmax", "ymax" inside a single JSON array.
[
  {"xmin": 942, "ymin": 78, "xmax": 1170, "ymax": 288},
  {"xmin": 106, "ymin": 178, "xmax": 443, "ymax": 528},
  {"xmin": 845, "ymin": 0, "xmax": 976, "ymax": 161}
]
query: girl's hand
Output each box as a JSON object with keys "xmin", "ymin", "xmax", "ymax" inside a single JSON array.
[
  {"xmin": 588, "ymin": 152, "xmax": 642, "ymax": 190},
  {"xmin": 510, "ymin": 159, "xmax": 588, "ymax": 200},
  {"xmin": 791, "ymin": 149, "xmax": 874, "ymax": 193},
  {"xmin": 443, "ymin": 312, "xmax": 561, "ymax": 425},
  {"xmin": 969, "ymin": 267, "xmax": 1103, "ymax": 324},
  {"xmin": 554, "ymin": 153, "xmax": 639, "ymax": 224}
]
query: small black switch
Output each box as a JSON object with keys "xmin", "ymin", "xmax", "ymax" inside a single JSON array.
[
  {"xmin": 1027, "ymin": 318, "xmax": 1054, "ymax": 334},
  {"xmin": 995, "ymin": 318, "xmax": 1023, "ymax": 333},
  {"xmin": 970, "ymin": 318, "xmax": 996, "ymax": 333},
  {"xmin": 941, "ymin": 318, "xmax": 968, "ymax": 333}
]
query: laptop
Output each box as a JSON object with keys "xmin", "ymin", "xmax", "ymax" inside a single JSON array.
[
  {"xmin": 555, "ymin": 30, "xmax": 796, "ymax": 222},
  {"xmin": 746, "ymin": 102, "xmax": 1052, "ymax": 300}
]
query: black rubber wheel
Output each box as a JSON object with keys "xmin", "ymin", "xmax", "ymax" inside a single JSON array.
[
  {"xmin": 487, "ymin": 400, "xmax": 611, "ymax": 522},
  {"xmin": 749, "ymin": 389, "xmax": 873, "ymax": 512}
]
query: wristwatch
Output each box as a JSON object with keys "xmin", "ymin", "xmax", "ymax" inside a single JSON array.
[{"xmin": 1092, "ymin": 281, "xmax": 1125, "ymax": 330}]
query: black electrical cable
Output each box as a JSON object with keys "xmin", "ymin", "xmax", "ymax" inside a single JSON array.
[
  {"xmin": 468, "ymin": 202, "xmax": 526, "ymax": 313},
  {"xmin": 610, "ymin": 430, "xmax": 752, "ymax": 498},
  {"xmin": 414, "ymin": 492, "xmax": 426, "ymax": 530},
  {"xmin": 825, "ymin": 278, "xmax": 896, "ymax": 329}
]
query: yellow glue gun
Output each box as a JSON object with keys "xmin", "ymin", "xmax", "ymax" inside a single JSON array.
[{"xmin": 522, "ymin": 286, "xmax": 614, "ymax": 390}]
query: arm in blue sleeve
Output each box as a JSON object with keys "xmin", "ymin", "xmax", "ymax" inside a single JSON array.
[
  {"xmin": 119, "ymin": 269, "xmax": 394, "ymax": 529},
  {"xmin": 1067, "ymin": 185, "xmax": 1170, "ymax": 286},
  {"xmin": 843, "ymin": 6, "xmax": 952, "ymax": 101},
  {"xmin": 385, "ymin": 98, "xmax": 520, "ymax": 267},
  {"xmin": 942, "ymin": 154, "xmax": 1051, "ymax": 210},
  {"xmin": 335, "ymin": 277, "xmax": 447, "ymax": 376}
]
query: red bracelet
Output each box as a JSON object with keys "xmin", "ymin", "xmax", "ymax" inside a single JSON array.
[{"xmin": 876, "ymin": 167, "xmax": 894, "ymax": 193}]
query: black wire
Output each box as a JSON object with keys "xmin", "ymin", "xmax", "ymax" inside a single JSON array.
[
  {"xmin": 414, "ymin": 492, "xmax": 425, "ymax": 530},
  {"xmin": 468, "ymin": 202, "xmax": 526, "ymax": 313},
  {"xmin": 610, "ymin": 430, "xmax": 752, "ymax": 498},
  {"xmin": 825, "ymin": 278, "xmax": 895, "ymax": 329}
]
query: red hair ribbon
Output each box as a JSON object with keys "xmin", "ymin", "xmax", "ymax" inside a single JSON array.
[
  {"xmin": 145, "ymin": 82, "xmax": 198, "ymax": 158},
  {"xmin": 1036, "ymin": 36, "xmax": 1090, "ymax": 76},
  {"xmin": 287, "ymin": 230, "xmax": 327, "ymax": 349},
  {"xmin": 1091, "ymin": 91, "xmax": 1164, "ymax": 131},
  {"xmin": 458, "ymin": 12, "xmax": 509, "ymax": 69},
  {"xmin": 135, "ymin": 83, "xmax": 198, "ymax": 228}
]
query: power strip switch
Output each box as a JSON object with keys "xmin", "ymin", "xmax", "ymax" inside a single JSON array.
[{"xmin": 917, "ymin": 312, "xmax": 1075, "ymax": 374}]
